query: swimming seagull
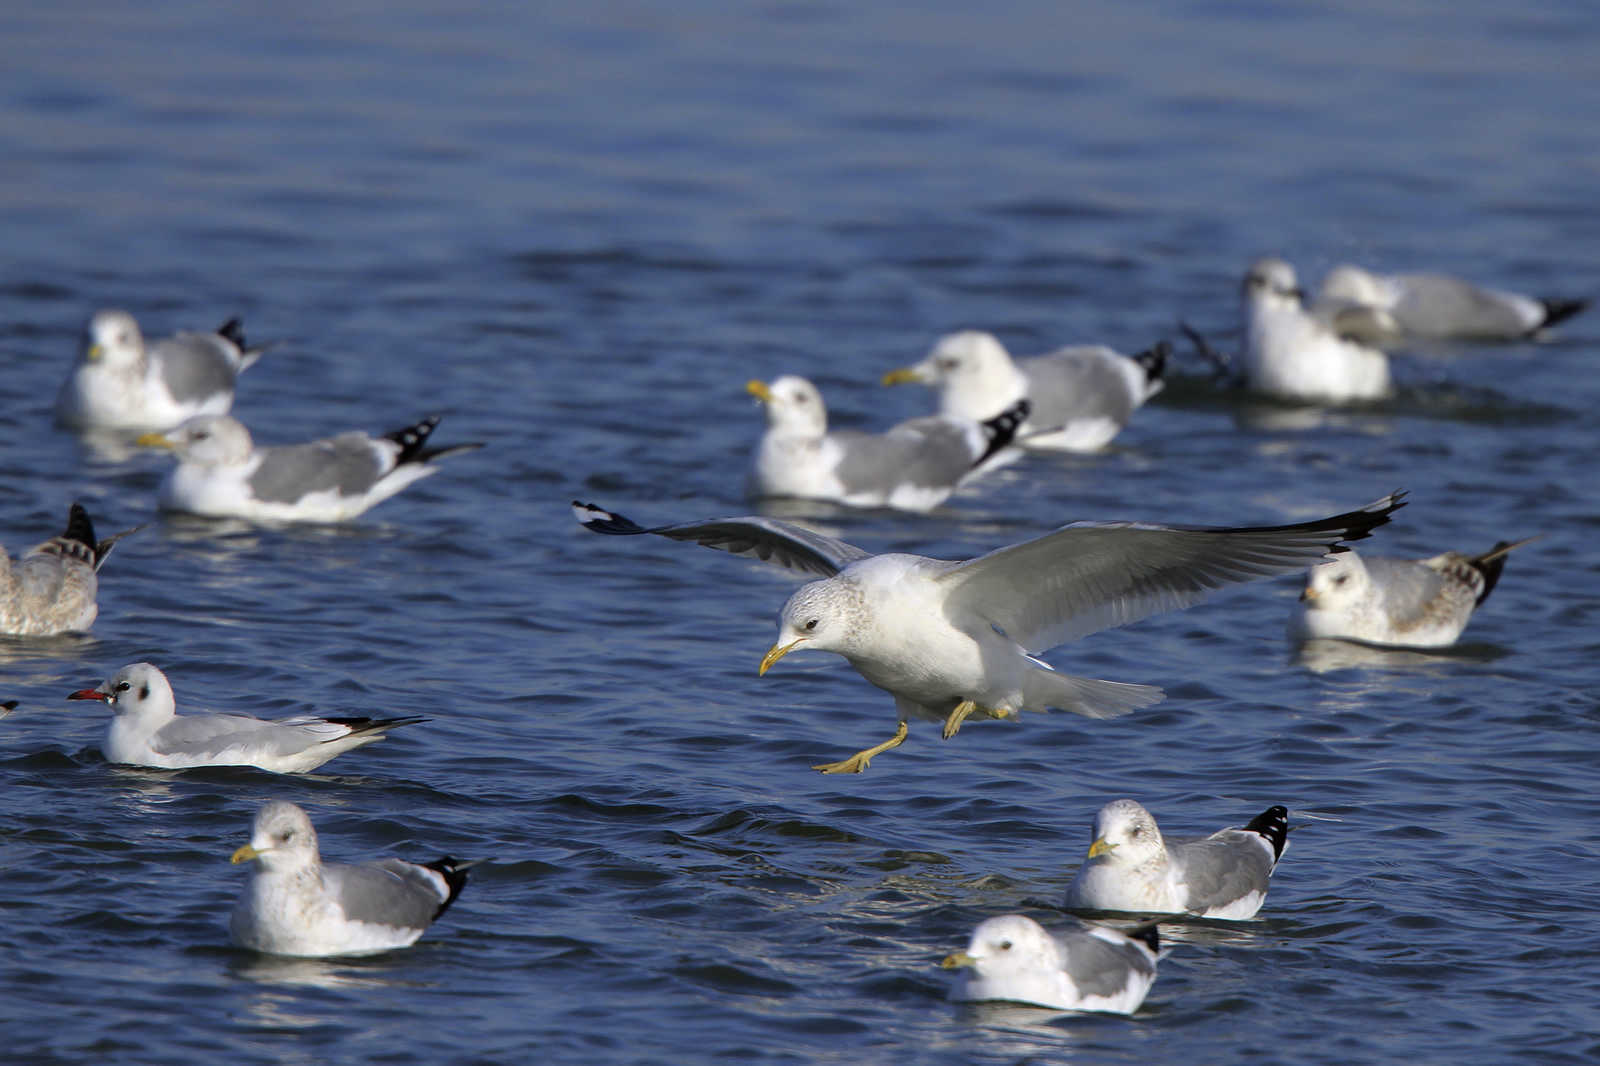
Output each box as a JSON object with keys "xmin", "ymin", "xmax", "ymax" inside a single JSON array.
[
  {"xmin": 1314, "ymin": 264, "xmax": 1588, "ymax": 345},
  {"xmin": 229, "ymin": 800, "xmax": 473, "ymax": 957},
  {"xmin": 1242, "ymin": 257, "xmax": 1392, "ymax": 403},
  {"xmin": 572, "ymin": 492, "xmax": 1406, "ymax": 773},
  {"xmin": 882, "ymin": 331, "xmax": 1167, "ymax": 452},
  {"xmin": 1064, "ymin": 800, "xmax": 1290, "ymax": 920},
  {"xmin": 1289, "ymin": 537, "xmax": 1536, "ymax": 648},
  {"xmin": 1, "ymin": 502, "xmax": 139, "ymax": 636},
  {"xmin": 941, "ymin": 914, "xmax": 1160, "ymax": 1014},
  {"xmin": 55, "ymin": 309, "xmax": 267, "ymax": 433},
  {"xmin": 66, "ymin": 662, "xmax": 426, "ymax": 772},
  {"xmin": 745, "ymin": 374, "xmax": 1027, "ymax": 511},
  {"xmin": 137, "ymin": 413, "xmax": 484, "ymax": 522}
]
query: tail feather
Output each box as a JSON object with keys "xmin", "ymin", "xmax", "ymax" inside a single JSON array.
[
  {"xmin": 62, "ymin": 502, "xmax": 97, "ymax": 552},
  {"xmin": 319, "ymin": 714, "xmax": 429, "ymax": 739},
  {"xmin": 1132, "ymin": 340, "xmax": 1170, "ymax": 387},
  {"xmin": 1467, "ymin": 535, "xmax": 1539, "ymax": 607},
  {"xmin": 973, "ymin": 398, "xmax": 1029, "ymax": 468},
  {"xmin": 1243, "ymin": 805, "xmax": 1290, "ymax": 862},
  {"xmin": 215, "ymin": 317, "xmax": 269, "ymax": 370},
  {"xmin": 383, "ymin": 415, "xmax": 485, "ymax": 466},
  {"xmin": 1127, "ymin": 922, "xmax": 1161, "ymax": 956},
  {"xmin": 1021, "ymin": 669, "xmax": 1164, "ymax": 720},
  {"xmin": 1538, "ymin": 298, "xmax": 1588, "ymax": 330},
  {"xmin": 420, "ymin": 856, "xmax": 477, "ymax": 919}
]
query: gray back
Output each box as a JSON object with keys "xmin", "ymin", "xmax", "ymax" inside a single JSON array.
[{"xmin": 248, "ymin": 435, "xmax": 383, "ymax": 503}]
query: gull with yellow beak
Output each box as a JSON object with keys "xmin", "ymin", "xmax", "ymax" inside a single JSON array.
[
  {"xmin": 1064, "ymin": 799, "xmax": 1289, "ymax": 919},
  {"xmin": 572, "ymin": 492, "xmax": 1405, "ymax": 774},
  {"xmin": 229, "ymin": 801, "xmax": 473, "ymax": 957},
  {"xmin": 55, "ymin": 309, "xmax": 266, "ymax": 433},
  {"xmin": 745, "ymin": 374, "xmax": 1026, "ymax": 511},
  {"xmin": 882, "ymin": 331, "xmax": 1167, "ymax": 452},
  {"xmin": 941, "ymin": 914, "xmax": 1160, "ymax": 1014}
]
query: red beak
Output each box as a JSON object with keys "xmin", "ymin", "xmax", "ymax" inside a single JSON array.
[{"xmin": 66, "ymin": 689, "xmax": 110, "ymax": 703}]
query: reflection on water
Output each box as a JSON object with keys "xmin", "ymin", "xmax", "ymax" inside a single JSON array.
[{"xmin": 1294, "ymin": 638, "xmax": 1507, "ymax": 676}]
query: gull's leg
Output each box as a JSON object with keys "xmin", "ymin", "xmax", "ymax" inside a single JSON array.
[
  {"xmin": 987, "ymin": 706, "xmax": 1016, "ymax": 721},
  {"xmin": 813, "ymin": 721, "xmax": 909, "ymax": 775},
  {"xmin": 941, "ymin": 700, "xmax": 980, "ymax": 740}
]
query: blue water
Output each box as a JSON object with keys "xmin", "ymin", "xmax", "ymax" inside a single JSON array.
[{"xmin": 2, "ymin": 2, "xmax": 1598, "ymax": 1063}]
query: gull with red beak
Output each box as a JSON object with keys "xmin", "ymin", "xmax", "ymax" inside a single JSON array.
[{"xmin": 67, "ymin": 662, "xmax": 425, "ymax": 773}]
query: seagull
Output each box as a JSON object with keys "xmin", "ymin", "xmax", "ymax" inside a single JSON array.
[
  {"xmin": 1290, "ymin": 537, "xmax": 1536, "ymax": 648},
  {"xmin": 1, "ymin": 502, "xmax": 138, "ymax": 636},
  {"xmin": 66, "ymin": 662, "xmax": 426, "ymax": 772},
  {"xmin": 882, "ymin": 331, "xmax": 1167, "ymax": 452},
  {"xmin": 55, "ymin": 309, "xmax": 267, "ymax": 433},
  {"xmin": 572, "ymin": 491, "xmax": 1405, "ymax": 773},
  {"xmin": 1242, "ymin": 257, "xmax": 1392, "ymax": 403},
  {"xmin": 1064, "ymin": 800, "xmax": 1289, "ymax": 920},
  {"xmin": 941, "ymin": 914, "xmax": 1160, "ymax": 1014},
  {"xmin": 137, "ymin": 413, "xmax": 483, "ymax": 522},
  {"xmin": 229, "ymin": 800, "xmax": 473, "ymax": 957},
  {"xmin": 745, "ymin": 374, "xmax": 1027, "ymax": 511},
  {"xmin": 1315, "ymin": 264, "xmax": 1588, "ymax": 344}
]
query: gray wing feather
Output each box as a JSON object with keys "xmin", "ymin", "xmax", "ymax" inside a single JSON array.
[
  {"xmin": 1021, "ymin": 348, "xmax": 1137, "ymax": 426},
  {"xmin": 831, "ymin": 421, "xmax": 980, "ymax": 493},
  {"xmin": 1362, "ymin": 556, "xmax": 1459, "ymax": 629},
  {"xmin": 1171, "ymin": 833, "xmax": 1275, "ymax": 912},
  {"xmin": 1391, "ymin": 274, "xmax": 1536, "ymax": 338},
  {"xmin": 150, "ymin": 714, "xmax": 348, "ymax": 758},
  {"xmin": 248, "ymin": 435, "xmax": 387, "ymax": 504},
  {"xmin": 1057, "ymin": 929, "xmax": 1156, "ymax": 996},
  {"xmin": 326, "ymin": 859, "xmax": 446, "ymax": 930},
  {"xmin": 572, "ymin": 502, "xmax": 870, "ymax": 578},
  {"xmin": 150, "ymin": 331, "xmax": 239, "ymax": 403},
  {"xmin": 937, "ymin": 494, "xmax": 1405, "ymax": 651}
]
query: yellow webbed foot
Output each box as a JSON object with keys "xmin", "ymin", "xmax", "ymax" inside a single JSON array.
[{"xmin": 813, "ymin": 721, "xmax": 909, "ymax": 774}]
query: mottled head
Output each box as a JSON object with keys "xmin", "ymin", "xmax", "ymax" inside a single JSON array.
[
  {"xmin": 746, "ymin": 375, "xmax": 828, "ymax": 437},
  {"xmin": 137, "ymin": 414, "xmax": 255, "ymax": 466},
  {"xmin": 81, "ymin": 309, "xmax": 146, "ymax": 369},
  {"xmin": 941, "ymin": 914, "xmax": 1060, "ymax": 978},
  {"xmin": 758, "ymin": 578, "xmax": 868, "ymax": 675},
  {"xmin": 66, "ymin": 662, "xmax": 177, "ymax": 725},
  {"xmin": 1301, "ymin": 551, "xmax": 1370, "ymax": 610},
  {"xmin": 1242, "ymin": 257, "xmax": 1304, "ymax": 311},
  {"xmin": 1318, "ymin": 264, "xmax": 1385, "ymax": 308},
  {"xmin": 1085, "ymin": 799, "xmax": 1168, "ymax": 869},
  {"xmin": 230, "ymin": 800, "xmax": 321, "ymax": 872}
]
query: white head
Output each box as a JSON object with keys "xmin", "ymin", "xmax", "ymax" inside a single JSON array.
[
  {"xmin": 758, "ymin": 578, "xmax": 867, "ymax": 675},
  {"xmin": 81, "ymin": 309, "xmax": 146, "ymax": 369},
  {"xmin": 230, "ymin": 800, "xmax": 322, "ymax": 874},
  {"xmin": 746, "ymin": 375, "xmax": 828, "ymax": 437},
  {"xmin": 1319, "ymin": 264, "xmax": 1385, "ymax": 307},
  {"xmin": 139, "ymin": 414, "xmax": 256, "ymax": 466},
  {"xmin": 942, "ymin": 914, "xmax": 1061, "ymax": 981},
  {"xmin": 1242, "ymin": 257, "xmax": 1304, "ymax": 312},
  {"xmin": 908, "ymin": 330, "xmax": 1015, "ymax": 387},
  {"xmin": 67, "ymin": 661, "xmax": 178, "ymax": 726},
  {"xmin": 1300, "ymin": 551, "xmax": 1370, "ymax": 610},
  {"xmin": 1084, "ymin": 799, "xmax": 1168, "ymax": 870}
]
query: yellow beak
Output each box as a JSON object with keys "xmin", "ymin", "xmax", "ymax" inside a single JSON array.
[
  {"xmin": 745, "ymin": 380, "xmax": 773, "ymax": 402},
  {"xmin": 880, "ymin": 367, "xmax": 922, "ymax": 386},
  {"xmin": 230, "ymin": 844, "xmax": 262, "ymax": 864},
  {"xmin": 758, "ymin": 639, "xmax": 803, "ymax": 676},
  {"xmin": 940, "ymin": 951, "xmax": 976, "ymax": 970},
  {"xmin": 135, "ymin": 433, "xmax": 174, "ymax": 449},
  {"xmin": 1299, "ymin": 587, "xmax": 1317, "ymax": 603},
  {"xmin": 1086, "ymin": 837, "xmax": 1114, "ymax": 859},
  {"xmin": 86, "ymin": 344, "xmax": 104, "ymax": 363}
]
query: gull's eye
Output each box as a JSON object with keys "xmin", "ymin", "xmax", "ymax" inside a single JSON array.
[
  {"xmin": 1333, "ymin": 574, "xmax": 1350, "ymax": 587},
  {"xmin": 1129, "ymin": 826, "xmax": 1143, "ymax": 838},
  {"xmin": 804, "ymin": 619, "xmax": 818, "ymax": 632},
  {"xmin": 939, "ymin": 358, "xmax": 959, "ymax": 372},
  {"xmin": 115, "ymin": 681, "xmax": 131, "ymax": 693},
  {"xmin": 998, "ymin": 940, "xmax": 1013, "ymax": 951},
  {"xmin": 277, "ymin": 829, "xmax": 295, "ymax": 845}
]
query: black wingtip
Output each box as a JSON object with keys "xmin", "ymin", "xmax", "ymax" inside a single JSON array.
[
  {"xmin": 62, "ymin": 502, "xmax": 97, "ymax": 552},
  {"xmin": 423, "ymin": 856, "xmax": 475, "ymax": 919},
  {"xmin": 1322, "ymin": 490, "xmax": 1408, "ymax": 553},
  {"xmin": 1245, "ymin": 805, "xmax": 1290, "ymax": 861},
  {"xmin": 571, "ymin": 501, "xmax": 649, "ymax": 536},
  {"xmin": 1538, "ymin": 298, "xmax": 1588, "ymax": 330},
  {"xmin": 216, "ymin": 317, "xmax": 247, "ymax": 349},
  {"xmin": 1469, "ymin": 541, "xmax": 1519, "ymax": 607},
  {"xmin": 1128, "ymin": 922, "xmax": 1160, "ymax": 955},
  {"xmin": 0, "ymin": 700, "xmax": 17, "ymax": 713},
  {"xmin": 1133, "ymin": 340, "xmax": 1171, "ymax": 385},
  {"xmin": 975, "ymin": 398, "xmax": 1030, "ymax": 467},
  {"xmin": 1178, "ymin": 320, "xmax": 1233, "ymax": 376},
  {"xmin": 383, "ymin": 415, "xmax": 443, "ymax": 464},
  {"xmin": 319, "ymin": 714, "xmax": 429, "ymax": 735}
]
